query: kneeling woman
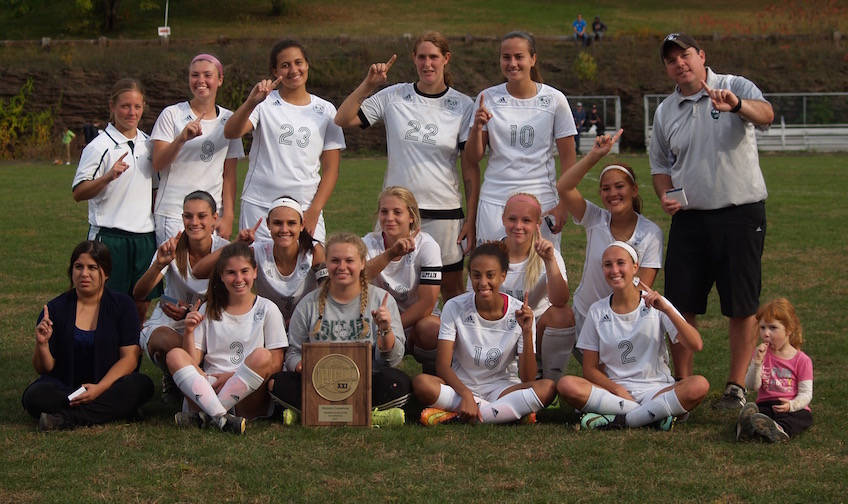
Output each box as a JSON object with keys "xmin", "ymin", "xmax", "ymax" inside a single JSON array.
[
  {"xmin": 166, "ymin": 242, "xmax": 286, "ymax": 434},
  {"xmin": 413, "ymin": 242, "xmax": 556, "ymax": 425},
  {"xmin": 22, "ymin": 241, "xmax": 154, "ymax": 431},
  {"xmin": 269, "ymin": 232, "xmax": 410, "ymax": 425},
  {"xmin": 556, "ymin": 242, "xmax": 709, "ymax": 430}
]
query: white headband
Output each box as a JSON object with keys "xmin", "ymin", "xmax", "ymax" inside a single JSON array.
[
  {"xmin": 268, "ymin": 197, "xmax": 303, "ymax": 219},
  {"xmin": 599, "ymin": 164, "xmax": 635, "ymax": 183},
  {"xmin": 606, "ymin": 240, "xmax": 639, "ymax": 264}
]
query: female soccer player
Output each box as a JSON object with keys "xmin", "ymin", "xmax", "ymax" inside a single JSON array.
[
  {"xmin": 499, "ymin": 193, "xmax": 574, "ymax": 381},
  {"xmin": 133, "ymin": 191, "xmax": 228, "ymax": 404},
  {"xmin": 556, "ymin": 242, "xmax": 709, "ymax": 430},
  {"xmin": 150, "ymin": 53, "xmax": 244, "ymax": 244},
  {"xmin": 166, "ymin": 242, "xmax": 287, "ymax": 434},
  {"xmin": 225, "ymin": 39, "xmax": 344, "ymax": 243},
  {"xmin": 413, "ymin": 242, "xmax": 557, "ymax": 425},
  {"xmin": 22, "ymin": 241, "xmax": 153, "ymax": 431},
  {"xmin": 556, "ymin": 130, "xmax": 665, "ymax": 366},
  {"xmin": 466, "ymin": 31, "xmax": 577, "ymax": 249},
  {"xmin": 363, "ymin": 186, "xmax": 441, "ymax": 372},
  {"xmin": 268, "ymin": 232, "xmax": 410, "ymax": 426},
  {"xmin": 73, "ymin": 78, "xmax": 158, "ymax": 324},
  {"xmin": 335, "ymin": 31, "xmax": 479, "ymax": 300}
]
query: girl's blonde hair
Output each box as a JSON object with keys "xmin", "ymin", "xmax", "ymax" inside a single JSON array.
[
  {"xmin": 310, "ymin": 232, "xmax": 370, "ymax": 339},
  {"xmin": 377, "ymin": 186, "xmax": 421, "ymax": 233},
  {"xmin": 206, "ymin": 242, "xmax": 256, "ymax": 321},
  {"xmin": 756, "ymin": 298, "xmax": 804, "ymax": 350},
  {"xmin": 504, "ymin": 192, "xmax": 543, "ymax": 296},
  {"xmin": 109, "ymin": 78, "xmax": 147, "ymax": 122}
]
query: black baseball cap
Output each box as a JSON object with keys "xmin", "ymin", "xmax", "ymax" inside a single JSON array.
[{"xmin": 661, "ymin": 33, "xmax": 700, "ymax": 60}]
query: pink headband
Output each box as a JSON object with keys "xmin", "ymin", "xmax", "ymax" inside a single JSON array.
[
  {"xmin": 600, "ymin": 164, "xmax": 635, "ymax": 183},
  {"xmin": 505, "ymin": 193, "xmax": 542, "ymax": 212},
  {"xmin": 191, "ymin": 54, "xmax": 223, "ymax": 77}
]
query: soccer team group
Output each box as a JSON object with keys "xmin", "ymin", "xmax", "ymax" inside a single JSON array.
[{"xmin": 23, "ymin": 31, "xmax": 812, "ymax": 441}]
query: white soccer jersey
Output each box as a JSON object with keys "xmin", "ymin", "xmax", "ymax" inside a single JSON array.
[
  {"xmin": 501, "ymin": 250, "xmax": 567, "ymax": 319},
  {"xmin": 363, "ymin": 231, "xmax": 442, "ymax": 314},
  {"xmin": 73, "ymin": 123, "xmax": 155, "ymax": 233},
  {"xmin": 195, "ymin": 296, "xmax": 287, "ymax": 376},
  {"xmin": 439, "ymin": 291, "xmax": 534, "ymax": 388},
  {"xmin": 473, "ymin": 83, "xmax": 577, "ymax": 207},
  {"xmin": 142, "ymin": 235, "xmax": 229, "ymax": 332},
  {"xmin": 150, "ymin": 102, "xmax": 245, "ymax": 220},
  {"xmin": 242, "ymin": 91, "xmax": 345, "ymax": 208},
  {"xmin": 360, "ymin": 83, "xmax": 474, "ymax": 210},
  {"xmin": 572, "ymin": 200, "xmax": 664, "ymax": 317},
  {"xmin": 577, "ymin": 295, "xmax": 679, "ymax": 394},
  {"xmin": 252, "ymin": 238, "xmax": 318, "ymax": 323}
]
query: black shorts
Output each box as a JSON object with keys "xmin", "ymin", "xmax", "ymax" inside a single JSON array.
[{"xmin": 664, "ymin": 202, "xmax": 766, "ymax": 318}]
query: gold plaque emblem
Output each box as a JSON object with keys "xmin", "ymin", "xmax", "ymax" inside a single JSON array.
[{"xmin": 311, "ymin": 353, "xmax": 361, "ymax": 401}]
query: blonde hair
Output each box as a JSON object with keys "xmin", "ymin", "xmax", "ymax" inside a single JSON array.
[
  {"xmin": 756, "ymin": 298, "xmax": 804, "ymax": 350},
  {"xmin": 377, "ymin": 186, "xmax": 421, "ymax": 233},
  {"xmin": 310, "ymin": 232, "xmax": 371, "ymax": 340},
  {"xmin": 109, "ymin": 78, "xmax": 147, "ymax": 122},
  {"xmin": 504, "ymin": 192, "xmax": 543, "ymax": 296}
]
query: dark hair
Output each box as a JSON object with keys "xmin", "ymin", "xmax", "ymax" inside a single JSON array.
[
  {"xmin": 175, "ymin": 190, "xmax": 218, "ymax": 277},
  {"xmin": 269, "ymin": 39, "xmax": 309, "ymax": 72},
  {"xmin": 205, "ymin": 242, "xmax": 256, "ymax": 321},
  {"xmin": 468, "ymin": 241, "xmax": 509, "ymax": 275},
  {"xmin": 268, "ymin": 194, "xmax": 315, "ymax": 254},
  {"xmin": 67, "ymin": 240, "xmax": 112, "ymax": 290},
  {"xmin": 414, "ymin": 31, "xmax": 452, "ymax": 87},
  {"xmin": 502, "ymin": 31, "xmax": 543, "ymax": 83},
  {"xmin": 599, "ymin": 163, "xmax": 643, "ymax": 214}
]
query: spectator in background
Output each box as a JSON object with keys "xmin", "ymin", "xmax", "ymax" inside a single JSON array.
[
  {"xmin": 61, "ymin": 126, "xmax": 75, "ymax": 165},
  {"xmin": 573, "ymin": 14, "xmax": 588, "ymax": 46},
  {"xmin": 573, "ymin": 102, "xmax": 586, "ymax": 154},
  {"xmin": 592, "ymin": 17, "xmax": 608, "ymax": 42},
  {"xmin": 588, "ymin": 104, "xmax": 605, "ymax": 136},
  {"xmin": 83, "ymin": 120, "xmax": 101, "ymax": 145}
]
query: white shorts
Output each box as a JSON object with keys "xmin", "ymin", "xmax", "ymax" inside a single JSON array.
[
  {"xmin": 241, "ymin": 200, "xmax": 326, "ymax": 244},
  {"xmin": 629, "ymin": 383, "xmax": 674, "ymax": 404},
  {"xmin": 464, "ymin": 377, "xmax": 521, "ymax": 403},
  {"xmin": 420, "ymin": 217, "xmax": 464, "ymax": 268},
  {"xmin": 476, "ymin": 199, "xmax": 561, "ymax": 250},
  {"xmin": 154, "ymin": 215, "xmax": 183, "ymax": 246},
  {"xmin": 139, "ymin": 320, "xmax": 182, "ymax": 361}
]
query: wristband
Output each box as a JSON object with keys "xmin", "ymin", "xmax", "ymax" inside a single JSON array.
[{"xmin": 730, "ymin": 97, "xmax": 742, "ymax": 114}]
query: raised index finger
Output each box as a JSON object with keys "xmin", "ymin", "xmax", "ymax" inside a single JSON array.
[
  {"xmin": 385, "ymin": 54, "xmax": 397, "ymax": 69},
  {"xmin": 610, "ymin": 128, "xmax": 624, "ymax": 144},
  {"xmin": 272, "ymin": 76, "xmax": 284, "ymax": 88},
  {"xmin": 252, "ymin": 218, "xmax": 262, "ymax": 232},
  {"xmin": 700, "ymin": 79, "xmax": 711, "ymax": 93},
  {"xmin": 523, "ymin": 292, "xmax": 529, "ymax": 306},
  {"xmin": 478, "ymin": 93, "xmax": 486, "ymax": 109},
  {"xmin": 43, "ymin": 304, "xmax": 50, "ymax": 321},
  {"xmin": 382, "ymin": 293, "xmax": 389, "ymax": 306},
  {"xmin": 194, "ymin": 112, "xmax": 206, "ymax": 123},
  {"xmin": 118, "ymin": 152, "xmax": 128, "ymax": 162}
]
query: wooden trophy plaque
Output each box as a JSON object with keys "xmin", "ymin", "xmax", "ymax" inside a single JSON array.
[{"xmin": 301, "ymin": 342, "xmax": 372, "ymax": 427}]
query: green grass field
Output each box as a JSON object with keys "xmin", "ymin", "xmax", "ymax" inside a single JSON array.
[{"xmin": 1, "ymin": 154, "xmax": 847, "ymax": 502}]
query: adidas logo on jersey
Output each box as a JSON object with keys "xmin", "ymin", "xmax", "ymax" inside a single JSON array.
[
  {"xmin": 444, "ymin": 97, "xmax": 458, "ymax": 110},
  {"xmin": 313, "ymin": 104, "xmax": 325, "ymax": 114},
  {"xmin": 272, "ymin": 100, "xmax": 282, "ymax": 106},
  {"xmin": 403, "ymin": 94, "xmax": 413, "ymax": 101},
  {"xmin": 184, "ymin": 115, "xmax": 193, "ymax": 121},
  {"xmin": 537, "ymin": 95, "xmax": 551, "ymax": 108},
  {"xmin": 497, "ymin": 96, "xmax": 507, "ymax": 104},
  {"xmin": 463, "ymin": 315, "xmax": 475, "ymax": 325},
  {"xmin": 601, "ymin": 313, "xmax": 612, "ymax": 323}
]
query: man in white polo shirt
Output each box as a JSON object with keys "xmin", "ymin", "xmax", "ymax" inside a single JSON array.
[{"xmin": 649, "ymin": 33, "xmax": 774, "ymax": 410}]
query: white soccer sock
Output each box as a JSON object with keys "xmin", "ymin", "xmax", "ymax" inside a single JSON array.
[
  {"xmin": 583, "ymin": 385, "xmax": 640, "ymax": 414},
  {"xmin": 431, "ymin": 384, "xmax": 463, "ymax": 411},
  {"xmin": 625, "ymin": 389, "xmax": 686, "ymax": 427},
  {"xmin": 479, "ymin": 388, "xmax": 543, "ymax": 424},
  {"xmin": 217, "ymin": 363, "xmax": 264, "ymax": 412},
  {"xmin": 541, "ymin": 326, "xmax": 577, "ymax": 381},
  {"xmin": 172, "ymin": 365, "xmax": 227, "ymax": 418}
]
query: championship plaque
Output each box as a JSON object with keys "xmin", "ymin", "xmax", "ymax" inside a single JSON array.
[{"xmin": 301, "ymin": 342, "xmax": 372, "ymax": 426}]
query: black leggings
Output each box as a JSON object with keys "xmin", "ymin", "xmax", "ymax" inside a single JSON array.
[
  {"xmin": 22, "ymin": 373, "xmax": 154, "ymax": 427},
  {"xmin": 269, "ymin": 368, "xmax": 411, "ymax": 413},
  {"xmin": 757, "ymin": 400, "xmax": 813, "ymax": 438}
]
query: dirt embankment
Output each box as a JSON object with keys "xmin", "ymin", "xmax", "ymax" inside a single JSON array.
[{"xmin": 1, "ymin": 34, "xmax": 845, "ymax": 156}]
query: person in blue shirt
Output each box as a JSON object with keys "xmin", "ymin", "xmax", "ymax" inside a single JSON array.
[{"xmin": 573, "ymin": 14, "xmax": 588, "ymax": 46}]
